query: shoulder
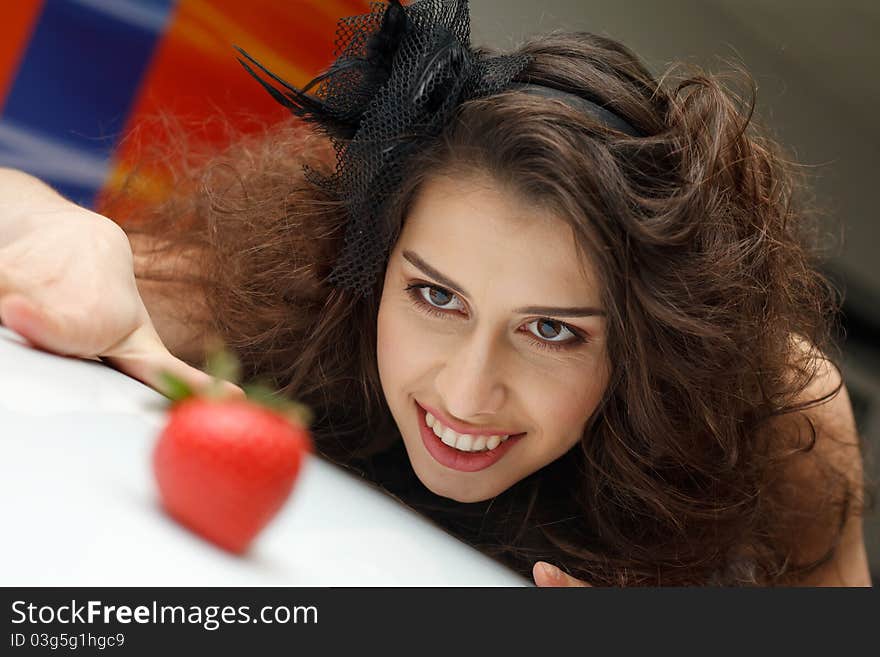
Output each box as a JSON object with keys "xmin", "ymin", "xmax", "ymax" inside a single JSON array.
[{"xmin": 770, "ymin": 335, "xmax": 871, "ymax": 586}]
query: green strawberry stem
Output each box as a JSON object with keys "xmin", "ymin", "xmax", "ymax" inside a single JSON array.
[
  {"xmin": 241, "ymin": 381, "xmax": 314, "ymax": 428},
  {"xmin": 157, "ymin": 347, "xmax": 312, "ymax": 429},
  {"xmin": 204, "ymin": 348, "xmax": 242, "ymax": 386},
  {"xmin": 158, "ymin": 371, "xmax": 195, "ymax": 402}
]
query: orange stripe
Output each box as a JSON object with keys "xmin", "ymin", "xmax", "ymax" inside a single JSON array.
[{"xmin": 0, "ymin": 0, "xmax": 44, "ymax": 113}]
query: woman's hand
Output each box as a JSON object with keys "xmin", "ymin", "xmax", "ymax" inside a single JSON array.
[
  {"xmin": 533, "ymin": 562, "xmax": 593, "ymax": 587},
  {"xmin": 0, "ymin": 202, "xmax": 241, "ymax": 399}
]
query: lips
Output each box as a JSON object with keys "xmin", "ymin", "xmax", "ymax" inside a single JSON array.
[
  {"xmin": 415, "ymin": 400, "xmax": 525, "ymax": 473},
  {"xmin": 418, "ymin": 401, "xmax": 521, "ymax": 437}
]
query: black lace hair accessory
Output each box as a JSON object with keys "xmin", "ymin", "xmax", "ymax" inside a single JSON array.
[{"xmin": 236, "ymin": 0, "xmax": 640, "ymax": 297}]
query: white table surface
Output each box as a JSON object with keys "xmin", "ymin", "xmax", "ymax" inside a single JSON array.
[{"xmin": 0, "ymin": 326, "xmax": 528, "ymax": 586}]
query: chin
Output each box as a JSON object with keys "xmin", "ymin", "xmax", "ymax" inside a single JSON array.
[{"xmin": 413, "ymin": 467, "xmax": 506, "ymax": 503}]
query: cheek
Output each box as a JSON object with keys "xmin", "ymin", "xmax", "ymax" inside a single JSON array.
[
  {"xmin": 376, "ymin": 298, "xmax": 434, "ymax": 395},
  {"xmin": 523, "ymin": 361, "xmax": 608, "ymax": 446}
]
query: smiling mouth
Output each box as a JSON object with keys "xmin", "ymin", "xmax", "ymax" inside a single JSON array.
[
  {"xmin": 414, "ymin": 400, "xmax": 526, "ymax": 472},
  {"xmin": 424, "ymin": 411, "xmax": 517, "ymax": 453}
]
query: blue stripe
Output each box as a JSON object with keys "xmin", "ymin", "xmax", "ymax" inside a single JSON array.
[
  {"xmin": 0, "ymin": 0, "xmax": 176, "ymax": 206},
  {"xmin": 0, "ymin": 118, "xmax": 112, "ymax": 206}
]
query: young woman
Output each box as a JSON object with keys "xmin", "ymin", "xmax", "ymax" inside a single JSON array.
[{"xmin": 0, "ymin": 0, "xmax": 871, "ymax": 586}]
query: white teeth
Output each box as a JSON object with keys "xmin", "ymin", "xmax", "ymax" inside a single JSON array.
[
  {"xmin": 425, "ymin": 408, "xmax": 513, "ymax": 452},
  {"xmin": 456, "ymin": 434, "xmax": 474, "ymax": 451}
]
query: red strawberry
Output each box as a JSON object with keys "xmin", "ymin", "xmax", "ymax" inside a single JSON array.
[{"xmin": 153, "ymin": 352, "xmax": 312, "ymax": 554}]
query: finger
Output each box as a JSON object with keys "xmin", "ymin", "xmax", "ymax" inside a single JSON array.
[
  {"xmin": 102, "ymin": 325, "xmax": 245, "ymax": 400},
  {"xmin": 115, "ymin": 350, "xmax": 245, "ymax": 401},
  {"xmin": 533, "ymin": 562, "xmax": 592, "ymax": 587}
]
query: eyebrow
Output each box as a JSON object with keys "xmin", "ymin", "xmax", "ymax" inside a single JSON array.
[{"xmin": 401, "ymin": 250, "xmax": 606, "ymax": 318}]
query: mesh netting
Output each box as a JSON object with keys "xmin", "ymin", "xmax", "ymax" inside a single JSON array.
[{"xmin": 238, "ymin": 0, "xmax": 530, "ymax": 296}]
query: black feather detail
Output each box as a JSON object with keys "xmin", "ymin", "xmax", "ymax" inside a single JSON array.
[
  {"xmin": 413, "ymin": 29, "xmax": 470, "ymax": 111},
  {"xmin": 234, "ymin": 46, "xmax": 355, "ymax": 138},
  {"xmin": 233, "ymin": 1, "xmax": 414, "ymax": 141},
  {"xmin": 364, "ymin": 0, "xmax": 411, "ymax": 77}
]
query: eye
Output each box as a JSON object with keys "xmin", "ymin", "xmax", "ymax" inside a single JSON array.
[
  {"xmin": 420, "ymin": 285, "xmax": 463, "ymax": 310},
  {"xmin": 406, "ymin": 283, "xmax": 466, "ymax": 315},
  {"xmin": 523, "ymin": 318, "xmax": 583, "ymax": 349},
  {"xmin": 407, "ymin": 284, "xmax": 464, "ymax": 310}
]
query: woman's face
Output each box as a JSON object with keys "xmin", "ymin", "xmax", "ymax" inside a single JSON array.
[{"xmin": 376, "ymin": 173, "xmax": 611, "ymax": 502}]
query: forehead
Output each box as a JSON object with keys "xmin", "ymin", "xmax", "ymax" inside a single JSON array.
[{"xmin": 396, "ymin": 173, "xmax": 600, "ymax": 298}]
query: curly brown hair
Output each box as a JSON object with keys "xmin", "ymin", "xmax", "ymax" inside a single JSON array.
[{"xmin": 111, "ymin": 31, "xmax": 867, "ymax": 585}]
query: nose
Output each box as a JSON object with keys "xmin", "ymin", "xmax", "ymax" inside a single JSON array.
[{"xmin": 434, "ymin": 325, "xmax": 508, "ymax": 423}]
